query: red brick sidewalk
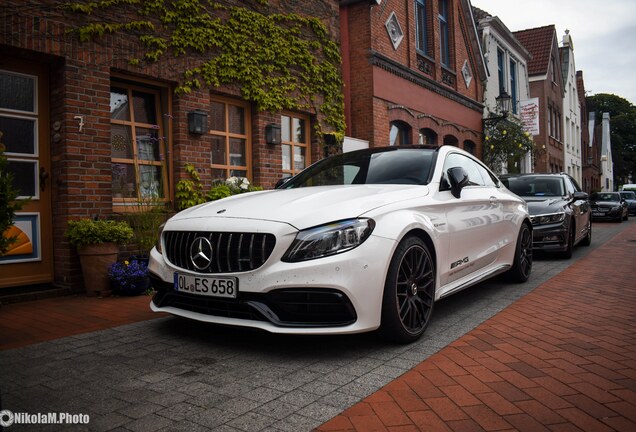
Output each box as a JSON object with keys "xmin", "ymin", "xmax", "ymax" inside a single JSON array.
[
  {"xmin": 0, "ymin": 294, "xmax": 162, "ymax": 350},
  {"xmin": 317, "ymin": 223, "xmax": 636, "ymax": 431}
]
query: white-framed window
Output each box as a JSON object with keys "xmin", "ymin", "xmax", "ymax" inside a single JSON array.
[{"xmin": 1, "ymin": 70, "xmax": 39, "ymax": 200}]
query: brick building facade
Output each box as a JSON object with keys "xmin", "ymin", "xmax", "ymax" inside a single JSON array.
[
  {"xmin": 0, "ymin": 1, "xmax": 340, "ymax": 292},
  {"xmin": 340, "ymin": 0, "xmax": 486, "ymax": 154},
  {"xmin": 578, "ymin": 71, "xmax": 600, "ymax": 194}
]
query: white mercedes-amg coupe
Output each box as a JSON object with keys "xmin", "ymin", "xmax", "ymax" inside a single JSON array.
[{"xmin": 149, "ymin": 145, "xmax": 532, "ymax": 343}]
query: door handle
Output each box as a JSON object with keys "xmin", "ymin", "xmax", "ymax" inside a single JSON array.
[{"xmin": 40, "ymin": 167, "xmax": 49, "ymax": 192}]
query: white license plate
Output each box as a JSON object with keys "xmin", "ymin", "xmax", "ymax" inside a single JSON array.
[
  {"xmin": 174, "ymin": 273, "xmax": 238, "ymax": 299},
  {"xmin": 592, "ymin": 212, "xmax": 605, "ymax": 217}
]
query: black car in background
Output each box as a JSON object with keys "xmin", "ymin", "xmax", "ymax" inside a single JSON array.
[
  {"xmin": 590, "ymin": 192, "xmax": 628, "ymax": 222},
  {"xmin": 501, "ymin": 173, "xmax": 591, "ymax": 258},
  {"xmin": 618, "ymin": 191, "xmax": 636, "ymax": 216}
]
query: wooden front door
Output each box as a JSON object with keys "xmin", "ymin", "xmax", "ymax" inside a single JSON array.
[{"xmin": 0, "ymin": 58, "xmax": 53, "ymax": 289}]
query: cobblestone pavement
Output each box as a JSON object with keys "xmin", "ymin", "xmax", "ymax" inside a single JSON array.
[{"xmin": 0, "ymin": 221, "xmax": 632, "ymax": 431}]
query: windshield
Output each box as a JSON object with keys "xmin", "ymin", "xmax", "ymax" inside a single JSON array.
[
  {"xmin": 620, "ymin": 191, "xmax": 636, "ymax": 200},
  {"xmin": 280, "ymin": 148, "xmax": 436, "ymax": 188},
  {"xmin": 501, "ymin": 176, "xmax": 565, "ymax": 197},
  {"xmin": 591, "ymin": 192, "xmax": 620, "ymax": 202}
]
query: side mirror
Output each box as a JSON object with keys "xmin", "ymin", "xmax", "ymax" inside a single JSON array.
[
  {"xmin": 572, "ymin": 191, "xmax": 588, "ymax": 201},
  {"xmin": 447, "ymin": 167, "xmax": 469, "ymax": 199},
  {"xmin": 275, "ymin": 177, "xmax": 291, "ymax": 189}
]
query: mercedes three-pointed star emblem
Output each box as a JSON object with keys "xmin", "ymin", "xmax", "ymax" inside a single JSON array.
[{"xmin": 190, "ymin": 237, "xmax": 213, "ymax": 270}]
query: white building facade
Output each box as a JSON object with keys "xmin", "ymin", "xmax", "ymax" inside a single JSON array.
[
  {"xmin": 560, "ymin": 31, "xmax": 582, "ymax": 185},
  {"xmin": 474, "ymin": 9, "xmax": 533, "ymax": 173},
  {"xmin": 600, "ymin": 112, "xmax": 614, "ymax": 191}
]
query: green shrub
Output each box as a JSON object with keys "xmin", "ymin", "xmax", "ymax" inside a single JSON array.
[{"xmin": 65, "ymin": 219, "xmax": 134, "ymax": 248}]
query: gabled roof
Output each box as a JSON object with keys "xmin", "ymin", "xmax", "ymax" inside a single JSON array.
[
  {"xmin": 513, "ymin": 25, "xmax": 556, "ymax": 76},
  {"xmin": 472, "ymin": 6, "xmax": 532, "ymax": 63}
]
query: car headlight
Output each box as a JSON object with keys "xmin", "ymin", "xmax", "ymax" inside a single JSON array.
[
  {"xmin": 531, "ymin": 212, "xmax": 565, "ymax": 225},
  {"xmin": 282, "ymin": 218, "xmax": 375, "ymax": 262},
  {"xmin": 156, "ymin": 223, "xmax": 166, "ymax": 254}
]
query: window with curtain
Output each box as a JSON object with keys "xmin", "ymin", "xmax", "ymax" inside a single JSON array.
[
  {"xmin": 419, "ymin": 128, "xmax": 438, "ymax": 145},
  {"xmin": 281, "ymin": 113, "xmax": 310, "ymax": 177},
  {"xmin": 210, "ymin": 97, "xmax": 251, "ymax": 181},
  {"xmin": 110, "ymin": 82, "xmax": 168, "ymax": 204},
  {"xmin": 390, "ymin": 121, "xmax": 411, "ymax": 146}
]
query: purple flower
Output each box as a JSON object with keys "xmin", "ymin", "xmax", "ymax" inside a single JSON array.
[{"xmin": 108, "ymin": 260, "xmax": 148, "ymax": 289}]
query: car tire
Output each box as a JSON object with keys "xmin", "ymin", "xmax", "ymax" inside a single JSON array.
[
  {"xmin": 562, "ymin": 221, "xmax": 574, "ymax": 259},
  {"xmin": 508, "ymin": 223, "xmax": 532, "ymax": 283},
  {"xmin": 380, "ymin": 236, "xmax": 435, "ymax": 344},
  {"xmin": 581, "ymin": 219, "xmax": 592, "ymax": 247}
]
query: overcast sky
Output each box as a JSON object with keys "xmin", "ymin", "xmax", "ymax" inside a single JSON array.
[{"xmin": 471, "ymin": 0, "xmax": 636, "ymax": 105}]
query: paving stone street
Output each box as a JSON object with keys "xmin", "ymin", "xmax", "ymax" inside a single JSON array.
[{"xmin": 1, "ymin": 221, "xmax": 634, "ymax": 431}]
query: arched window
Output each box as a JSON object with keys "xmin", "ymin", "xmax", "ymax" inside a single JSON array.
[
  {"xmin": 389, "ymin": 121, "xmax": 412, "ymax": 145},
  {"xmin": 463, "ymin": 140, "xmax": 476, "ymax": 154},
  {"xmin": 443, "ymin": 135, "xmax": 458, "ymax": 146},
  {"xmin": 419, "ymin": 128, "xmax": 438, "ymax": 145}
]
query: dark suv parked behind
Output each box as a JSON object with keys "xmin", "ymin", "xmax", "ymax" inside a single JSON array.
[{"xmin": 501, "ymin": 173, "xmax": 591, "ymax": 258}]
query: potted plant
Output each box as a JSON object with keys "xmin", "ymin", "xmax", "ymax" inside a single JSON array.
[
  {"xmin": 65, "ymin": 219, "xmax": 134, "ymax": 296},
  {"xmin": 108, "ymin": 259, "xmax": 150, "ymax": 296}
]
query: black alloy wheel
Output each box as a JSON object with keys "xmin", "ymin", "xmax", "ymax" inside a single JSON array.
[
  {"xmin": 508, "ymin": 223, "xmax": 532, "ymax": 282},
  {"xmin": 381, "ymin": 236, "xmax": 435, "ymax": 344}
]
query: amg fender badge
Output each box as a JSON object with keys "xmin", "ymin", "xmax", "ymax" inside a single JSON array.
[{"xmin": 450, "ymin": 257, "xmax": 469, "ymax": 269}]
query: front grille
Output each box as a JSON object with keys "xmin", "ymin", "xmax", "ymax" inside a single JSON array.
[{"xmin": 164, "ymin": 231, "xmax": 276, "ymax": 273}]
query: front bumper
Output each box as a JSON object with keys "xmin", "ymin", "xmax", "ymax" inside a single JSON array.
[
  {"xmin": 148, "ymin": 233, "xmax": 398, "ymax": 335},
  {"xmin": 591, "ymin": 208, "xmax": 623, "ymax": 220},
  {"xmin": 531, "ymin": 222, "xmax": 568, "ymax": 252}
]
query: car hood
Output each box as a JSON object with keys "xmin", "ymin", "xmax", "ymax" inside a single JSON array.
[
  {"xmin": 170, "ymin": 185, "xmax": 430, "ymax": 230},
  {"xmin": 522, "ymin": 196, "xmax": 567, "ymax": 215}
]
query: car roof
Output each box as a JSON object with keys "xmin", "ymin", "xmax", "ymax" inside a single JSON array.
[{"xmin": 500, "ymin": 173, "xmax": 569, "ymax": 178}]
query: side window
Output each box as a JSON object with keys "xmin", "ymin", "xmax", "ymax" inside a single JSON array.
[
  {"xmin": 443, "ymin": 153, "xmax": 485, "ymax": 187},
  {"xmin": 567, "ymin": 176, "xmax": 581, "ymax": 193},
  {"xmin": 475, "ymin": 162, "xmax": 499, "ymax": 187}
]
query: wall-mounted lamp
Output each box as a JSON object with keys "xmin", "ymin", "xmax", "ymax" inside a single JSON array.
[
  {"xmin": 187, "ymin": 109, "xmax": 208, "ymax": 135},
  {"xmin": 483, "ymin": 91, "xmax": 512, "ymax": 127},
  {"xmin": 495, "ymin": 91, "xmax": 512, "ymax": 117},
  {"xmin": 265, "ymin": 123, "xmax": 281, "ymax": 145}
]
